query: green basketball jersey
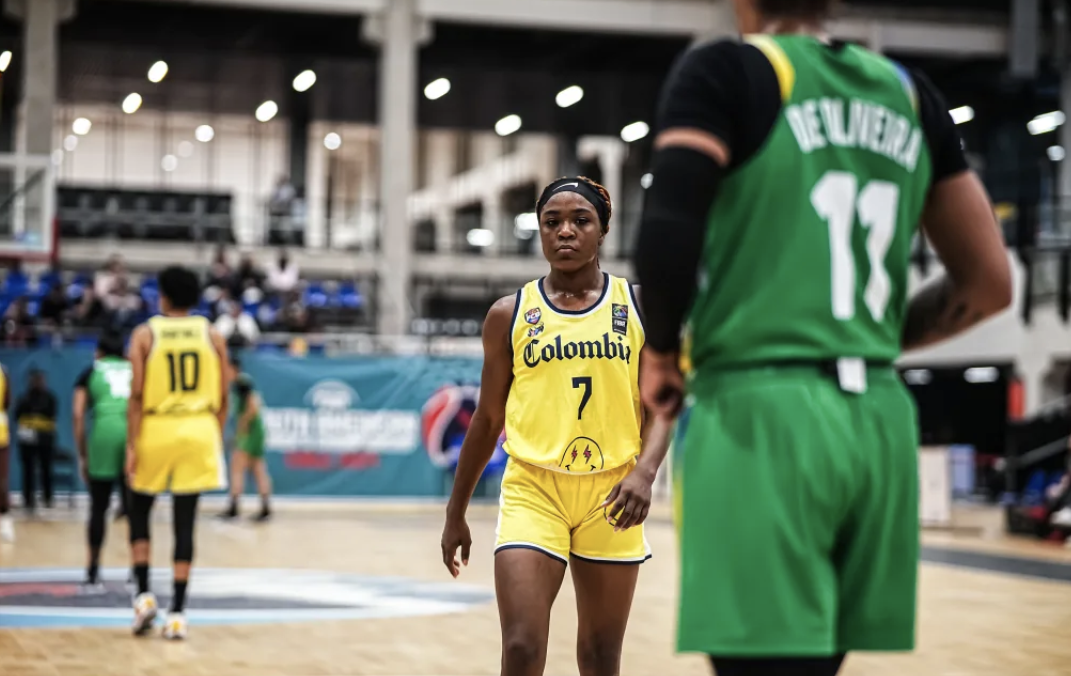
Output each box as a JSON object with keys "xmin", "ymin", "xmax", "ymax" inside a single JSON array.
[
  {"xmin": 87, "ymin": 357, "xmax": 132, "ymax": 421},
  {"xmin": 688, "ymin": 36, "xmax": 933, "ymax": 371}
]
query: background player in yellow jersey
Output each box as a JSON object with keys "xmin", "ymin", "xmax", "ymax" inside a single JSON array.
[
  {"xmin": 0, "ymin": 363, "xmax": 12, "ymax": 542},
  {"xmin": 125, "ymin": 265, "xmax": 231, "ymax": 640},
  {"xmin": 442, "ymin": 177, "xmax": 671, "ymax": 676}
]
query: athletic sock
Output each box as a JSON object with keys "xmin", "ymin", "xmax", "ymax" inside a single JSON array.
[
  {"xmin": 171, "ymin": 581, "xmax": 188, "ymax": 613},
  {"xmin": 260, "ymin": 496, "xmax": 270, "ymax": 514},
  {"xmin": 134, "ymin": 564, "xmax": 150, "ymax": 595}
]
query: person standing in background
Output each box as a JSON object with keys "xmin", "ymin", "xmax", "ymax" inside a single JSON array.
[
  {"xmin": 219, "ymin": 373, "xmax": 271, "ymax": 522},
  {"xmin": 0, "ymin": 362, "xmax": 13, "ymax": 542},
  {"xmin": 16, "ymin": 369, "xmax": 57, "ymax": 513},
  {"xmin": 74, "ymin": 330, "xmax": 132, "ymax": 587}
]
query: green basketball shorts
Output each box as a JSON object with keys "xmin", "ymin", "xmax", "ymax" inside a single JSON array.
[
  {"xmin": 674, "ymin": 364, "xmax": 919, "ymax": 656},
  {"xmin": 87, "ymin": 417, "xmax": 128, "ymax": 480},
  {"xmin": 236, "ymin": 427, "xmax": 266, "ymax": 460}
]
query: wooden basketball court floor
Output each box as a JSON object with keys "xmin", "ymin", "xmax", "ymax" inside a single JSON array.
[{"xmin": 2, "ymin": 501, "xmax": 1071, "ymax": 676}]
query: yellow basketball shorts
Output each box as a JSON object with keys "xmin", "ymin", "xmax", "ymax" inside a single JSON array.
[
  {"xmin": 132, "ymin": 414, "xmax": 226, "ymax": 496},
  {"xmin": 495, "ymin": 456, "xmax": 651, "ymax": 565}
]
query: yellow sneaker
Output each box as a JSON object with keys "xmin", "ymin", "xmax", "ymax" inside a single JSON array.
[
  {"xmin": 162, "ymin": 612, "xmax": 187, "ymax": 640},
  {"xmin": 132, "ymin": 592, "xmax": 158, "ymax": 636}
]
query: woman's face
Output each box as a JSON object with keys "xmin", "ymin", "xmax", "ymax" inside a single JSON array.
[{"xmin": 538, "ymin": 192, "xmax": 605, "ymax": 273}]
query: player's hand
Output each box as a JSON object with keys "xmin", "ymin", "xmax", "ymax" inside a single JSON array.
[
  {"xmin": 78, "ymin": 459, "xmax": 89, "ymax": 487},
  {"xmin": 603, "ymin": 467, "xmax": 655, "ymax": 532},
  {"xmin": 639, "ymin": 348, "xmax": 685, "ymax": 418},
  {"xmin": 441, "ymin": 515, "xmax": 472, "ymax": 578},
  {"xmin": 124, "ymin": 443, "xmax": 137, "ymax": 481}
]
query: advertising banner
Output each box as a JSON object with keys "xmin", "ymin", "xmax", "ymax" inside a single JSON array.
[{"xmin": 0, "ymin": 349, "xmax": 493, "ymax": 499}]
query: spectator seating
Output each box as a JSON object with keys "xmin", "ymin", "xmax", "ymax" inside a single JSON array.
[
  {"xmin": 57, "ymin": 185, "xmax": 236, "ymax": 244},
  {"xmin": 0, "ymin": 266, "xmax": 367, "ymax": 338}
]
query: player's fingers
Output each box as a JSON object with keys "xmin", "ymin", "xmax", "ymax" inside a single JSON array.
[
  {"xmin": 615, "ymin": 497, "xmax": 637, "ymax": 530},
  {"xmin": 608, "ymin": 491, "xmax": 629, "ymax": 520},
  {"xmin": 441, "ymin": 542, "xmax": 457, "ymax": 575},
  {"xmin": 461, "ymin": 538, "xmax": 471, "ymax": 566},
  {"xmin": 634, "ymin": 503, "xmax": 651, "ymax": 527},
  {"xmin": 601, "ymin": 483, "xmax": 621, "ymax": 508}
]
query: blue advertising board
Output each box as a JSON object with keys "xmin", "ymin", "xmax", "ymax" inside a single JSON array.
[{"xmin": 0, "ymin": 348, "xmax": 502, "ymax": 498}]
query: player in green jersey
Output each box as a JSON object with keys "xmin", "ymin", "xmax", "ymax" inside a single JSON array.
[
  {"xmin": 74, "ymin": 330, "xmax": 133, "ymax": 587},
  {"xmin": 633, "ymin": 0, "xmax": 1013, "ymax": 674},
  {"xmin": 219, "ymin": 372, "xmax": 271, "ymax": 521}
]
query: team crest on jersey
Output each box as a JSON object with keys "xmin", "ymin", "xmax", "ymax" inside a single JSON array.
[
  {"xmin": 611, "ymin": 304, "xmax": 628, "ymax": 336},
  {"xmin": 527, "ymin": 323, "xmax": 544, "ymax": 338},
  {"xmin": 559, "ymin": 436, "xmax": 604, "ymax": 472},
  {"xmin": 525, "ymin": 307, "xmax": 542, "ymax": 325}
]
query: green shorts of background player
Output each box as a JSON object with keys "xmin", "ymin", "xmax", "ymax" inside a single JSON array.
[{"xmin": 219, "ymin": 374, "xmax": 271, "ymax": 522}]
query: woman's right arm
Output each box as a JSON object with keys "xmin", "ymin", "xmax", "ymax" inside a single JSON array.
[{"xmin": 445, "ymin": 294, "xmax": 517, "ymax": 522}]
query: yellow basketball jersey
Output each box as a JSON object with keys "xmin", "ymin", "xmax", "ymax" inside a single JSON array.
[
  {"xmin": 143, "ymin": 315, "xmax": 222, "ymax": 416},
  {"xmin": 504, "ymin": 273, "xmax": 644, "ymax": 473}
]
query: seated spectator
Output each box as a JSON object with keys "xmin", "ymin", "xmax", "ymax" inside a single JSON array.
[
  {"xmin": 276, "ymin": 290, "xmax": 313, "ymax": 334},
  {"xmin": 103, "ymin": 277, "xmax": 143, "ymax": 330},
  {"xmin": 214, "ymin": 300, "xmax": 260, "ymax": 348},
  {"xmin": 230, "ymin": 254, "xmax": 263, "ymax": 302},
  {"xmin": 74, "ymin": 287, "xmax": 107, "ymax": 328},
  {"xmin": 206, "ymin": 245, "xmax": 232, "ymax": 291},
  {"xmin": 94, "ymin": 255, "xmax": 126, "ymax": 298},
  {"xmin": 3, "ymin": 297, "xmax": 36, "ymax": 345},
  {"xmin": 38, "ymin": 284, "xmax": 70, "ymax": 327},
  {"xmin": 266, "ymin": 250, "xmax": 299, "ymax": 295}
]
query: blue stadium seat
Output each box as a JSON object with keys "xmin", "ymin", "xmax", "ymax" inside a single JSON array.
[
  {"xmin": 5, "ymin": 271, "xmax": 29, "ymax": 296},
  {"xmin": 66, "ymin": 282, "xmax": 85, "ymax": 302},
  {"xmin": 340, "ymin": 283, "xmax": 363, "ymax": 309},
  {"xmin": 305, "ymin": 284, "xmax": 328, "ymax": 308}
]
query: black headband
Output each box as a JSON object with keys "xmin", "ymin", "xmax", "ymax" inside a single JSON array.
[{"xmin": 536, "ymin": 178, "xmax": 611, "ymax": 228}]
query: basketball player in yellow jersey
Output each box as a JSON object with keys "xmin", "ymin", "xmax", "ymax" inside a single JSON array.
[
  {"xmin": 0, "ymin": 363, "xmax": 12, "ymax": 543},
  {"xmin": 125, "ymin": 265, "xmax": 230, "ymax": 640},
  {"xmin": 442, "ymin": 177, "xmax": 671, "ymax": 676}
]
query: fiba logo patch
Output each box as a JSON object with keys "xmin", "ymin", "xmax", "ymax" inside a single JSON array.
[
  {"xmin": 611, "ymin": 304, "xmax": 628, "ymax": 336},
  {"xmin": 559, "ymin": 436, "xmax": 604, "ymax": 472},
  {"xmin": 422, "ymin": 384, "xmax": 507, "ymax": 470}
]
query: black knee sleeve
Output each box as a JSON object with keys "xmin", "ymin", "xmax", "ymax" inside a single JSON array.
[
  {"xmin": 128, "ymin": 491, "xmax": 156, "ymax": 544},
  {"xmin": 87, "ymin": 480, "xmax": 112, "ymax": 549},
  {"xmin": 172, "ymin": 493, "xmax": 200, "ymax": 562}
]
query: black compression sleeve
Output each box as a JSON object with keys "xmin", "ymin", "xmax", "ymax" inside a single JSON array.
[
  {"xmin": 911, "ymin": 69, "xmax": 968, "ymax": 184},
  {"xmin": 633, "ymin": 146, "xmax": 724, "ymax": 353}
]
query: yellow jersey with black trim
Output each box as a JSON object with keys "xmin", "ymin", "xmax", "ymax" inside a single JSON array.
[
  {"xmin": 503, "ymin": 273, "xmax": 644, "ymax": 473},
  {"xmin": 143, "ymin": 315, "xmax": 222, "ymax": 416}
]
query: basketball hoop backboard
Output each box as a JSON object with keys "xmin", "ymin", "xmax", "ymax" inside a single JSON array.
[{"xmin": 0, "ymin": 152, "xmax": 55, "ymax": 263}]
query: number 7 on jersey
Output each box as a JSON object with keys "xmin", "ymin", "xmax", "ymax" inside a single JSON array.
[{"xmin": 572, "ymin": 376, "xmax": 592, "ymax": 420}]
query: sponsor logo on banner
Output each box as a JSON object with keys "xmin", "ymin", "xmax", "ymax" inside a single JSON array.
[
  {"xmin": 263, "ymin": 380, "xmax": 421, "ymax": 470},
  {"xmin": 422, "ymin": 383, "xmax": 507, "ymax": 471},
  {"xmin": 0, "ymin": 568, "xmax": 494, "ymax": 628}
]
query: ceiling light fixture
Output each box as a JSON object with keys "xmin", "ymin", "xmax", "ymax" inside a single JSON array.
[
  {"xmin": 949, "ymin": 106, "xmax": 974, "ymax": 125},
  {"xmin": 556, "ymin": 85, "xmax": 584, "ymax": 108},
  {"xmin": 292, "ymin": 70, "xmax": 317, "ymax": 92},
  {"xmin": 255, "ymin": 100, "xmax": 278, "ymax": 123},
  {"xmin": 148, "ymin": 61, "xmax": 169, "ymax": 83},
  {"xmin": 620, "ymin": 121, "xmax": 649, "ymax": 143},
  {"xmin": 424, "ymin": 78, "xmax": 451, "ymax": 100},
  {"xmin": 495, "ymin": 114, "xmax": 522, "ymax": 137},
  {"xmin": 122, "ymin": 93, "xmax": 143, "ymax": 115}
]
